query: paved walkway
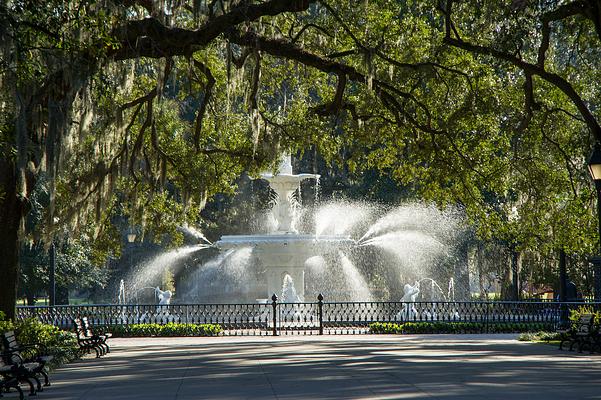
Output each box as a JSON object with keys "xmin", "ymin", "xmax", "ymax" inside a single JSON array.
[{"xmin": 8, "ymin": 334, "xmax": 601, "ymax": 399}]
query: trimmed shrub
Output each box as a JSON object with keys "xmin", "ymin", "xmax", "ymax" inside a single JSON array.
[
  {"xmin": 107, "ymin": 323, "xmax": 222, "ymax": 337},
  {"xmin": 368, "ymin": 322, "xmax": 403, "ymax": 334},
  {"xmin": 369, "ymin": 321, "xmax": 556, "ymax": 334}
]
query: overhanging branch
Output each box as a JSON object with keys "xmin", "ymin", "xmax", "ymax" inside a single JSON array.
[{"xmin": 111, "ymin": 0, "xmax": 316, "ymax": 60}]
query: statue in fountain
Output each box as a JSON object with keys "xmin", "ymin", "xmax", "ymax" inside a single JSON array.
[
  {"xmin": 280, "ymin": 274, "xmax": 302, "ymax": 303},
  {"xmin": 118, "ymin": 279, "xmax": 126, "ymax": 304},
  {"xmin": 153, "ymin": 287, "xmax": 179, "ymax": 323},
  {"xmin": 397, "ymin": 281, "xmax": 420, "ymax": 321},
  {"xmin": 155, "ymin": 287, "xmax": 172, "ymax": 305}
]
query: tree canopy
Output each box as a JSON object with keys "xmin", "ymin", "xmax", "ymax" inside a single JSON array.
[{"xmin": 1, "ymin": 0, "xmax": 601, "ymax": 317}]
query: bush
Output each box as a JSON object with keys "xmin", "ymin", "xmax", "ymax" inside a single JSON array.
[
  {"xmin": 369, "ymin": 321, "xmax": 556, "ymax": 334},
  {"xmin": 0, "ymin": 315, "xmax": 79, "ymax": 369},
  {"xmin": 518, "ymin": 331, "xmax": 562, "ymax": 342},
  {"xmin": 107, "ymin": 323, "xmax": 222, "ymax": 337},
  {"xmin": 368, "ymin": 322, "xmax": 403, "ymax": 334},
  {"xmin": 569, "ymin": 306, "xmax": 601, "ymax": 329}
]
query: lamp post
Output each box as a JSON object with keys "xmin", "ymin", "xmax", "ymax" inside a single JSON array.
[
  {"xmin": 587, "ymin": 143, "xmax": 601, "ymax": 301},
  {"xmin": 48, "ymin": 242, "xmax": 56, "ymax": 306},
  {"xmin": 127, "ymin": 228, "xmax": 138, "ymax": 304}
]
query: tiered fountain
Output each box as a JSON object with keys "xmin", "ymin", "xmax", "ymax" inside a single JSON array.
[
  {"xmin": 124, "ymin": 154, "xmax": 468, "ymax": 305},
  {"xmin": 216, "ymin": 154, "xmax": 355, "ymax": 300}
]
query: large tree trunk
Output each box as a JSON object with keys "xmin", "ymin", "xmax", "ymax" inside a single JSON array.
[
  {"xmin": 453, "ymin": 240, "xmax": 471, "ymax": 301},
  {"xmin": 0, "ymin": 158, "xmax": 23, "ymax": 321},
  {"xmin": 511, "ymin": 250, "xmax": 522, "ymax": 300},
  {"xmin": 501, "ymin": 247, "xmax": 522, "ymax": 300}
]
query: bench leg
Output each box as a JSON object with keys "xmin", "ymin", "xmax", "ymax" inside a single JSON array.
[
  {"xmin": 15, "ymin": 384, "xmax": 23, "ymax": 400},
  {"xmin": 93, "ymin": 345, "xmax": 101, "ymax": 358},
  {"xmin": 33, "ymin": 375, "xmax": 42, "ymax": 392},
  {"xmin": 23, "ymin": 378, "xmax": 36, "ymax": 396},
  {"xmin": 40, "ymin": 370, "xmax": 50, "ymax": 386}
]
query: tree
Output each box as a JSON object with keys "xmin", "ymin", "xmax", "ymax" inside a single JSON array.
[
  {"xmin": 436, "ymin": 0, "xmax": 601, "ymax": 296},
  {"xmin": 2, "ymin": 0, "xmax": 600, "ymax": 318},
  {"xmin": 19, "ymin": 238, "xmax": 109, "ymax": 305}
]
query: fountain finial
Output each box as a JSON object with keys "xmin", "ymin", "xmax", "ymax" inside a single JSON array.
[
  {"xmin": 262, "ymin": 153, "xmax": 319, "ymax": 233},
  {"xmin": 278, "ymin": 153, "xmax": 293, "ymax": 175}
]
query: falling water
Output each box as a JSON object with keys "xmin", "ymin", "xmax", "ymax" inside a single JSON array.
[
  {"xmin": 315, "ymin": 201, "xmax": 372, "ymax": 237},
  {"xmin": 448, "ymin": 277, "xmax": 455, "ymax": 302},
  {"xmin": 118, "ymin": 279, "xmax": 126, "ymax": 304},
  {"xmin": 178, "ymin": 247, "xmax": 254, "ymax": 302},
  {"xmin": 417, "ymin": 277, "xmax": 449, "ymax": 301},
  {"xmin": 314, "ymin": 176, "xmax": 321, "ymax": 206},
  {"xmin": 360, "ymin": 230, "xmax": 446, "ymax": 276},
  {"xmin": 358, "ymin": 203, "xmax": 461, "ymax": 244},
  {"xmin": 339, "ymin": 251, "xmax": 372, "ymax": 301},
  {"xmin": 127, "ymin": 244, "xmax": 208, "ymax": 294}
]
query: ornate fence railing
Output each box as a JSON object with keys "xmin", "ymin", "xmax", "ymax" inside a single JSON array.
[{"xmin": 16, "ymin": 298, "xmax": 600, "ymax": 336}]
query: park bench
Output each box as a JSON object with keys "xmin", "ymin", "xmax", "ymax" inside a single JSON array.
[
  {"xmin": 557, "ymin": 314, "xmax": 600, "ymax": 353},
  {"xmin": 81, "ymin": 317, "xmax": 111, "ymax": 354},
  {"xmin": 73, "ymin": 318, "xmax": 108, "ymax": 357},
  {"xmin": 0, "ymin": 374, "xmax": 23, "ymax": 400},
  {"xmin": 0, "ymin": 347, "xmax": 41, "ymax": 397},
  {"xmin": 2, "ymin": 331, "xmax": 52, "ymax": 387}
]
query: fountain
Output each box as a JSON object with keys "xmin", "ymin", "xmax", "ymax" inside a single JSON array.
[
  {"xmin": 119, "ymin": 154, "xmax": 469, "ymax": 305},
  {"xmin": 216, "ymin": 154, "xmax": 355, "ymax": 300}
]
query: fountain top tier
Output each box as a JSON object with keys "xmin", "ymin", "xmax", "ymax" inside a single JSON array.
[
  {"xmin": 261, "ymin": 153, "xmax": 320, "ymax": 181},
  {"xmin": 260, "ymin": 154, "xmax": 319, "ymax": 233}
]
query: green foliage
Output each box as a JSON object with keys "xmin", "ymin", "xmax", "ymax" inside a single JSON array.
[
  {"xmin": 569, "ymin": 306, "xmax": 601, "ymax": 329},
  {"xmin": 368, "ymin": 322, "xmax": 403, "ymax": 334},
  {"xmin": 19, "ymin": 238, "xmax": 109, "ymax": 304},
  {"xmin": 368, "ymin": 321, "xmax": 555, "ymax": 334},
  {"xmin": 0, "ymin": 317, "xmax": 79, "ymax": 369},
  {"xmin": 518, "ymin": 331, "xmax": 563, "ymax": 343},
  {"xmin": 107, "ymin": 323, "xmax": 222, "ymax": 337}
]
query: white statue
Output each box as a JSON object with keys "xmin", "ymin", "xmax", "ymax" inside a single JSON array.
[
  {"xmin": 155, "ymin": 287, "xmax": 172, "ymax": 305},
  {"xmin": 118, "ymin": 279, "xmax": 126, "ymax": 304},
  {"xmin": 397, "ymin": 281, "xmax": 420, "ymax": 321},
  {"xmin": 281, "ymin": 274, "xmax": 302, "ymax": 303},
  {"xmin": 154, "ymin": 287, "xmax": 178, "ymax": 323}
]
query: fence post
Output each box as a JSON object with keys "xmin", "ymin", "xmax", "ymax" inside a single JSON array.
[
  {"xmin": 317, "ymin": 293, "xmax": 324, "ymax": 335},
  {"xmin": 271, "ymin": 294, "xmax": 278, "ymax": 336},
  {"xmin": 485, "ymin": 301, "xmax": 490, "ymax": 334}
]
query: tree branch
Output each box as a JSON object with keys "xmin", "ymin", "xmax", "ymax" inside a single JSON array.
[
  {"xmin": 291, "ymin": 23, "xmax": 332, "ymax": 44},
  {"xmin": 443, "ymin": 33, "xmax": 601, "ymax": 141},
  {"xmin": 191, "ymin": 59, "xmax": 216, "ymax": 150},
  {"xmin": 538, "ymin": 1, "xmax": 587, "ymax": 67},
  {"xmin": 111, "ymin": 0, "xmax": 316, "ymax": 60}
]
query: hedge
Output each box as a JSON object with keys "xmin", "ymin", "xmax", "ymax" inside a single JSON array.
[
  {"xmin": 106, "ymin": 323, "xmax": 222, "ymax": 337},
  {"xmin": 369, "ymin": 321, "xmax": 556, "ymax": 334}
]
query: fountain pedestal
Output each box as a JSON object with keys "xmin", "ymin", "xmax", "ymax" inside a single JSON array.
[{"xmin": 217, "ymin": 233, "xmax": 353, "ymax": 299}]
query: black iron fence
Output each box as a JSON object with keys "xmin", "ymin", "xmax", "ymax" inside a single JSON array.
[{"xmin": 15, "ymin": 297, "xmax": 601, "ymax": 336}]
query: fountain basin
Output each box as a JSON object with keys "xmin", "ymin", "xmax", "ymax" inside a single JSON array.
[{"xmin": 216, "ymin": 234, "xmax": 355, "ymax": 299}]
